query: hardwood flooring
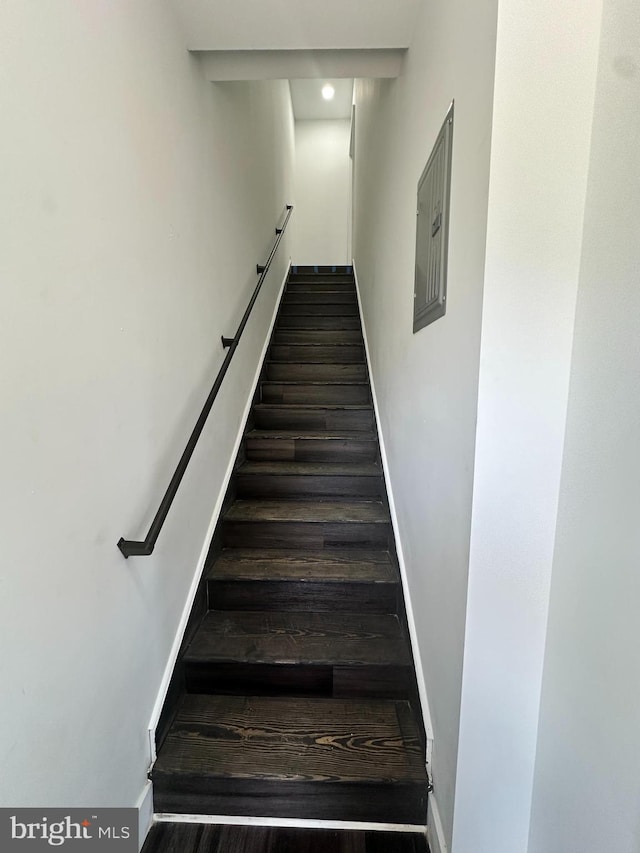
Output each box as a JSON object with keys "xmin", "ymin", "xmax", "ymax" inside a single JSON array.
[{"xmin": 142, "ymin": 823, "xmax": 429, "ymax": 853}]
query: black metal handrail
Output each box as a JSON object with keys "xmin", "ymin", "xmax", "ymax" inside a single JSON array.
[{"xmin": 117, "ymin": 204, "xmax": 293, "ymax": 558}]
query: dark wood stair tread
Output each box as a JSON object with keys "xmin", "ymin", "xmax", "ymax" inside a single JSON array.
[
  {"xmin": 244, "ymin": 431, "xmax": 378, "ymax": 464},
  {"xmin": 185, "ymin": 611, "xmax": 409, "ymax": 667},
  {"xmin": 269, "ymin": 345, "xmax": 364, "ymax": 364},
  {"xmin": 237, "ymin": 461, "xmax": 382, "ymax": 477},
  {"xmin": 277, "ymin": 318, "xmax": 361, "ymax": 330},
  {"xmin": 224, "ymin": 500, "xmax": 388, "ymax": 524},
  {"xmin": 283, "ymin": 292, "xmax": 357, "ymax": 301},
  {"xmin": 252, "ymin": 404, "xmax": 372, "ymax": 412},
  {"xmin": 250, "ymin": 406, "xmax": 374, "ymax": 432},
  {"xmin": 288, "ymin": 275, "xmax": 354, "ymax": 280},
  {"xmin": 206, "ymin": 550, "xmax": 398, "ymax": 615},
  {"xmin": 274, "ymin": 330, "xmax": 363, "ymax": 343},
  {"xmin": 247, "ymin": 429, "xmax": 376, "ymax": 439},
  {"xmin": 262, "ymin": 380, "xmax": 369, "ymax": 386},
  {"xmin": 154, "ymin": 694, "xmax": 425, "ymax": 784},
  {"xmin": 266, "ymin": 364, "xmax": 367, "ymax": 380},
  {"xmin": 208, "ymin": 548, "xmax": 396, "ymax": 583},
  {"xmin": 261, "ymin": 382, "xmax": 370, "ymax": 405}
]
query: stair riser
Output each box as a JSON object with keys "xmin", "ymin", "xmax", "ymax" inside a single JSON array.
[
  {"xmin": 184, "ymin": 662, "xmax": 412, "ymax": 699},
  {"xmin": 284, "ymin": 291, "xmax": 357, "ymax": 304},
  {"xmin": 261, "ymin": 384, "xmax": 370, "ymax": 405},
  {"xmin": 222, "ymin": 520, "xmax": 390, "ymax": 550},
  {"xmin": 270, "ymin": 344, "xmax": 365, "ymax": 363},
  {"xmin": 207, "ymin": 580, "xmax": 398, "ymax": 613},
  {"xmin": 245, "ymin": 437, "xmax": 378, "ymax": 462},
  {"xmin": 153, "ymin": 780, "xmax": 426, "ymax": 825},
  {"xmin": 266, "ymin": 364, "xmax": 367, "ymax": 382},
  {"xmin": 235, "ymin": 474, "xmax": 382, "ymax": 500},
  {"xmin": 253, "ymin": 407, "xmax": 374, "ymax": 432},
  {"xmin": 277, "ymin": 316, "xmax": 361, "ymax": 330}
]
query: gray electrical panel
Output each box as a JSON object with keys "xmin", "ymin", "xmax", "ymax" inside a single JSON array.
[{"xmin": 413, "ymin": 103, "xmax": 454, "ymax": 333}]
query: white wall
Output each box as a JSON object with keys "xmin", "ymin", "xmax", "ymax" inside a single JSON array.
[
  {"xmin": 169, "ymin": 0, "xmax": 421, "ymax": 50},
  {"xmin": 529, "ymin": 2, "xmax": 640, "ymax": 850},
  {"xmin": 352, "ymin": 0, "xmax": 499, "ymax": 843},
  {"xmin": 0, "ymin": 0, "xmax": 294, "ymax": 816},
  {"xmin": 452, "ymin": 1, "xmax": 604, "ymax": 851},
  {"xmin": 293, "ymin": 119, "xmax": 352, "ymax": 265},
  {"xmin": 198, "ymin": 49, "xmax": 405, "ymax": 82}
]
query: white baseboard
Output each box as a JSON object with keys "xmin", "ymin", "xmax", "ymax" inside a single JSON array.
[
  {"xmin": 146, "ymin": 260, "xmax": 291, "ymax": 767},
  {"xmin": 426, "ymin": 794, "xmax": 449, "ymax": 853},
  {"xmin": 352, "ymin": 260, "xmax": 434, "ymax": 774},
  {"xmin": 155, "ymin": 814, "xmax": 427, "ymax": 834},
  {"xmin": 136, "ymin": 781, "xmax": 154, "ymax": 852}
]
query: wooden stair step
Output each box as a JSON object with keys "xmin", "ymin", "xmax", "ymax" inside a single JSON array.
[
  {"xmin": 224, "ymin": 499, "xmax": 386, "ymax": 523},
  {"xmin": 245, "ymin": 430, "xmax": 378, "ymax": 461},
  {"xmin": 277, "ymin": 316, "xmax": 361, "ymax": 330},
  {"xmin": 207, "ymin": 548, "xmax": 397, "ymax": 613},
  {"xmin": 280, "ymin": 302, "xmax": 359, "ymax": 317},
  {"xmin": 222, "ymin": 499, "xmax": 390, "ymax": 549},
  {"xmin": 270, "ymin": 343, "xmax": 365, "ymax": 363},
  {"xmin": 290, "ymin": 269, "xmax": 353, "ymax": 276},
  {"xmin": 287, "ymin": 283, "xmax": 357, "ymax": 294},
  {"xmin": 284, "ymin": 291, "xmax": 357, "ymax": 304},
  {"xmin": 287, "ymin": 279, "xmax": 354, "ymax": 286},
  {"xmin": 235, "ymin": 460, "xmax": 383, "ymax": 499},
  {"xmin": 291, "ymin": 263, "xmax": 353, "ymax": 269},
  {"xmin": 289, "ymin": 272, "xmax": 354, "ymax": 282},
  {"xmin": 266, "ymin": 363, "xmax": 367, "ymax": 382},
  {"xmin": 184, "ymin": 610, "xmax": 412, "ymax": 697},
  {"xmin": 152, "ymin": 694, "xmax": 427, "ymax": 822},
  {"xmin": 185, "ymin": 610, "xmax": 410, "ymax": 667},
  {"xmin": 261, "ymin": 381, "xmax": 370, "ymax": 405},
  {"xmin": 237, "ymin": 460, "xmax": 381, "ymax": 476},
  {"xmin": 252, "ymin": 404, "xmax": 374, "ymax": 432},
  {"xmin": 209, "ymin": 548, "xmax": 397, "ymax": 583},
  {"xmin": 274, "ymin": 329, "xmax": 362, "ymax": 344}
]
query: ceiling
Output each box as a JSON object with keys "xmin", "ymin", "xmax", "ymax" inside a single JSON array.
[{"xmin": 289, "ymin": 79, "xmax": 354, "ymax": 120}]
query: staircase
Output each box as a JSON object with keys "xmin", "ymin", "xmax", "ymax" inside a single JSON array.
[{"xmin": 152, "ymin": 266, "xmax": 429, "ymax": 825}]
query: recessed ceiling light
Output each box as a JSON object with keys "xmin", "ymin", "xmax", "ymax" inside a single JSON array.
[{"xmin": 322, "ymin": 84, "xmax": 335, "ymax": 101}]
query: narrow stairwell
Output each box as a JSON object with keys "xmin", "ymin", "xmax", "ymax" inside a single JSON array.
[{"xmin": 151, "ymin": 266, "xmax": 429, "ymax": 825}]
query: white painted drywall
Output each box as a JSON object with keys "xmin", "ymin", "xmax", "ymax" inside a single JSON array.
[
  {"xmin": 293, "ymin": 120, "xmax": 352, "ymax": 265},
  {"xmin": 452, "ymin": 1, "xmax": 604, "ymax": 852},
  {"xmin": 352, "ymin": 0, "xmax": 499, "ymax": 842},
  {"xmin": 0, "ymin": 0, "xmax": 294, "ymax": 818},
  {"xmin": 197, "ymin": 49, "xmax": 405, "ymax": 82},
  {"xmin": 528, "ymin": 2, "xmax": 640, "ymax": 851},
  {"xmin": 169, "ymin": 0, "xmax": 421, "ymax": 50}
]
